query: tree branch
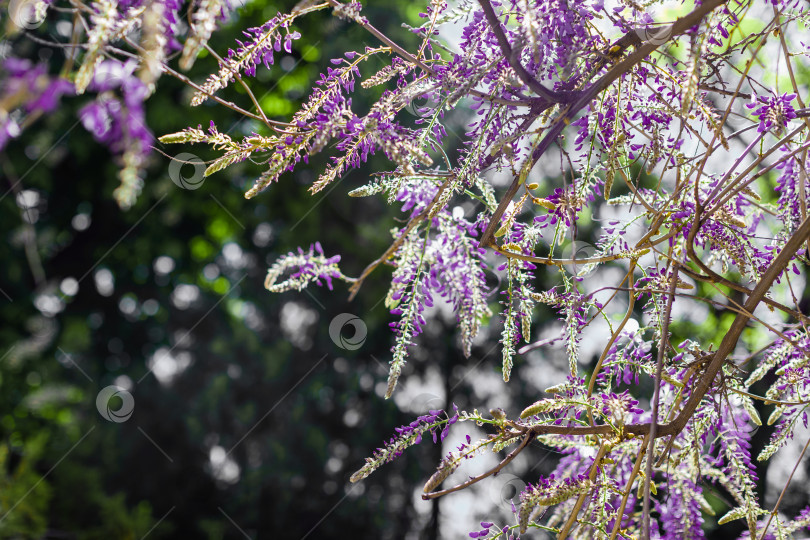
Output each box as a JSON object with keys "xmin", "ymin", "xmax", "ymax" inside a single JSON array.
[
  {"xmin": 479, "ymin": 0, "xmax": 728, "ymax": 247},
  {"xmin": 476, "ymin": 0, "xmax": 574, "ymax": 104},
  {"xmin": 421, "ymin": 432, "xmax": 534, "ymax": 500}
]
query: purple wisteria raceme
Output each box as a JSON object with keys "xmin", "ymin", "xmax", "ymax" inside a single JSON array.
[
  {"xmin": 0, "ymin": 58, "xmax": 73, "ymax": 151},
  {"xmin": 138, "ymin": 0, "xmax": 183, "ymax": 94},
  {"xmin": 385, "ymin": 227, "xmax": 431, "ymax": 398},
  {"xmin": 191, "ymin": 13, "xmax": 305, "ymax": 105},
  {"xmin": 774, "ymin": 148, "xmax": 810, "ymax": 231},
  {"xmin": 264, "ymin": 242, "xmax": 349, "ymax": 292},
  {"xmin": 596, "ymin": 390, "xmax": 644, "ymax": 427},
  {"xmin": 191, "ymin": 45, "xmax": 407, "ymax": 199},
  {"xmin": 430, "ymin": 214, "xmax": 491, "ymax": 357},
  {"xmin": 74, "ymin": 0, "xmax": 144, "ymax": 95},
  {"xmin": 349, "ymin": 405, "xmax": 456, "ymax": 483},
  {"xmin": 746, "ymin": 92, "xmax": 797, "ymax": 134},
  {"xmin": 656, "ymin": 476, "xmax": 705, "ymax": 540},
  {"xmin": 181, "ymin": 0, "xmax": 236, "ymax": 70},
  {"xmin": 355, "ymin": 179, "xmax": 492, "ymax": 397},
  {"xmin": 594, "ymin": 329, "xmax": 651, "ymax": 387},
  {"xmin": 79, "ymin": 61, "xmax": 151, "ymax": 151},
  {"xmin": 518, "ymin": 473, "xmax": 590, "ymax": 533},
  {"xmin": 710, "ymin": 404, "xmax": 762, "ymax": 533},
  {"xmin": 78, "ymin": 60, "xmax": 153, "ymax": 209}
]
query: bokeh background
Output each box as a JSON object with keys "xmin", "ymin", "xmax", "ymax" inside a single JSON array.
[{"xmin": 2, "ymin": 1, "xmax": 809, "ymax": 538}]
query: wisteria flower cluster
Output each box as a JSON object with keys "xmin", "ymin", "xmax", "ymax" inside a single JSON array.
[
  {"xmin": 349, "ymin": 405, "xmax": 458, "ymax": 483},
  {"xmin": 6, "ymin": 0, "xmax": 810, "ymax": 537},
  {"xmin": 78, "ymin": 60, "xmax": 153, "ymax": 208},
  {"xmin": 264, "ymin": 242, "xmax": 347, "ymax": 292},
  {"xmin": 747, "ymin": 92, "xmax": 798, "ymax": 135},
  {"xmin": 0, "ymin": 58, "xmax": 72, "ymax": 151}
]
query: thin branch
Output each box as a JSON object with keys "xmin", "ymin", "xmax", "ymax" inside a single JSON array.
[
  {"xmin": 324, "ymin": 0, "xmax": 534, "ymax": 108},
  {"xmin": 642, "ymin": 261, "xmax": 679, "ymax": 540},
  {"xmin": 202, "ymin": 43, "xmax": 271, "ymax": 128},
  {"xmin": 758, "ymin": 435, "xmax": 810, "ymax": 540},
  {"xmin": 479, "ymin": 0, "xmax": 729, "ymax": 247},
  {"xmin": 557, "ymin": 441, "xmax": 611, "ymax": 539},
  {"xmin": 609, "ymin": 434, "xmax": 650, "ymax": 540},
  {"xmin": 476, "ymin": 0, "xmax": 572, "ymax": 104},
  {"xmin": 491, "ymin": 244, "xmax": 649, "ymax": 268},
  {"xmin": 421, "ymin": 432, "xmax": 534, "ymax": 500},
  {"xmin": 121, "ymin": 37, "xmax": 267, "ymax": 124},
  {"xmin": 347, "ymin": 175, "xmax": 455, "ymax": 300}
]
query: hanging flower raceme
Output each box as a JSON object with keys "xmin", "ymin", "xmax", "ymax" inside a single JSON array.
[
  {"xmin": 0, "ymin": 58, "xmax": 73, "ymax": 151},
  {"xmin": 518, "ymin": 474, "xmax": 591, "ymax": 533},
  {"xmin": 78, "ymin": 60, "xmax": 153, "ymax": 209},
  {"xmin": 596, "ymin": 390, "xmax": 644, "ymax": 427},
  {"xmin": 349, "ymin": 405, "xmax": 457, "ymax": 483},
  {"xmin": 192, "ymin": 12, "xmax": 305, "ymax": 105},
  {"xmin": 264, "ymin": 242, "xmax": 349, "ymax": 293},
  {"xmin": 747, "ymin": 92, "xmax": 797, "ymax": 134}
]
